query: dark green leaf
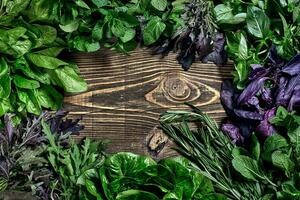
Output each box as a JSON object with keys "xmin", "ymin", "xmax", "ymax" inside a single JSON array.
[
  {"xmin": 250, "ymin": 134, "xmax": 260, "ymax": 160},
  {"xmin": 271, "ymin": 150, "xmax": 294, "ymax": 174},
  {"xmin": 13, "ymin": 75, "xmax": 40, "ymax": 89},
  {"xmin": 116, "ymin": 190, "xmax": 160, "ymax": 200},
  {"xmin": 232, "ymin": 155, "xmax": 265, "ymax": 181},
  {"xmin": 263, "ymin": 134, "xmax": 289, "ymax": 161}
]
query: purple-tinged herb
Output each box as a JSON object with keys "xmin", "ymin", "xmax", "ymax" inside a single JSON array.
[{"xmin": 221, "ymin": 50, "xmax": 300, "ymax": 142}]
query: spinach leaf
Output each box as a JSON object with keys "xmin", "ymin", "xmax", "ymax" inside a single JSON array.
[
  {"xmin": 13, "ymin": 75, "xmax": 40, "ymax": 89},
  {"xmin": 27, "ymin": 53, "xmax": 68, "ymax": 69}
]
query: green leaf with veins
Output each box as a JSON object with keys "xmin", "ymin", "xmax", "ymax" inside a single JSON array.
[
  {"xmin": 143, "ymin": 16, "xmax": 166, "ymax": 45},
  {"xmin": 247, "ymin": 6, "xmax": 270, "ymax": 39}
]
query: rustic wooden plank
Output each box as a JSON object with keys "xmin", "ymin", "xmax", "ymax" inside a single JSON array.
[{"xmin": 63, "ymin": 48, "xmax": 233, "ymax": 158}]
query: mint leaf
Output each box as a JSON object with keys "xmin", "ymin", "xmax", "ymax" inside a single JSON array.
[
  {"xmin": 271, "ymin": 150, "xmax": 294, "ymax": 174},
  {"xmin": 232, "ymin": 155, "xmax": 265, "ymax": 181},
  {"xmin": 143, "ymin": 17, "xmax": 166, "ymax": 45},
  {"xmin": 151, "ymin": 0, "xmax": 167, "ymax": 11}
]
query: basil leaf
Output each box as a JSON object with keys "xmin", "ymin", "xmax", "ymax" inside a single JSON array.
[
  {"xmin": 14, "ymin": 57, "xmax": 51, "ymax": 85},
  {"xmin": 143, "ymin": 17, "xmax": 166, "ymax": 45},
  {"xmin": 238, "ymin": 33, "xmax": 248, "ymax": 60},
  {"xmin": 246, "ymin": 6, "xmax": 270, "ymax": 38}
]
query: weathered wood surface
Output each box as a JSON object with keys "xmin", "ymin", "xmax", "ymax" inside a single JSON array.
[{"xmin": 63, "ymin": 48, "xmax": 233, "ymax": 158}]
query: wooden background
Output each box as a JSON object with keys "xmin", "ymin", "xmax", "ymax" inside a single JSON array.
[{"xmin": 63, "ymin": 48, "xmax": 233, "ymax": 158}]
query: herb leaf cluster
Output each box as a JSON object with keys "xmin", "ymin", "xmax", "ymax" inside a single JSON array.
[{"xmin": 215, "ymin": 0, "xmax": 300, "ymax": 89}]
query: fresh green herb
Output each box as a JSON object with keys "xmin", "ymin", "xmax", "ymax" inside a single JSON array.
[
  {"xmin": 161, "ymin": 104, "xmax": 300, "ymax": 199},
  {"xmin": 43, "ymin": 121, "xmax": 107, "ymax": 200},
  {"xmin": 82, "ymin": 152, "xmax": 226, "ymax": 200},
  {"xmin": 0, "ymin": 110, "xmax": 85, "ymax": 199},
  {"xmin": 160, "ymin": 104, "xmax": 261, "ymax": 199},
  {"xmin": 215, "ymin": 0, "xmax": 300, "ymax": 89}
]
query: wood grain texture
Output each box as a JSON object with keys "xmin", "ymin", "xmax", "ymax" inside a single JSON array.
[{"xmin": 63, "ymin": 48, "xmax": 233, "ymax": 158}]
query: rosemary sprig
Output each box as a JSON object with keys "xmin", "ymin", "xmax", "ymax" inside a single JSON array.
[{"xmin": 160, "ymin": 104, "xmax": 261, "ymax": 200}]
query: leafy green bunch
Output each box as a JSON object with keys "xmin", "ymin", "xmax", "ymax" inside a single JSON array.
[
  {"xmin": 214, "ymin": 0, "xmax": 300, "ymax": 89},
  {"xmin": 161, "ymin": 104, "xmax": 300, "ymax": 199},
  {"xmin": 0, "ymin": 0, "xmax": 188, "ymax": 118},
  {"xmin": 0, "ymin": 23, "xmax": 87, "ymax": 119},
  {"xmin": 0, "ymin": 110, "xmax": 107, "ymax": 200},
  {"xmin": 81, "ymin": 152, "xmax": 225, "ymax": 200},
  {"xmin": 0, "ymin": 110, "xmax": 85, "ymax": 199},
  {"xmin": 230, "ymin": 106, "xmax": 300, "ymax": 199},
  {"xmin": 20, "ymin": 0, "xmax": 185, "ymax": 53}
]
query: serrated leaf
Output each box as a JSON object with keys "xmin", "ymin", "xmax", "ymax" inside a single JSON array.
[{"xmin": 143, "ymin": 17, "xmax": 166, "ymax": 45}]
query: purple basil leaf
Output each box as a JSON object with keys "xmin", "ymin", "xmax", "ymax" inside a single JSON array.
[
  {"xmin": 221, "ymin": 122, "xmax": 244, "ymax": 144},
  {"xmin": 234, "ymin": 109, "xmax": 264, "ymax": 120},
  {"xmin": 261, "ymin": 87, "xmax": 273, "ymax": 106},
  {"xmin": 288, "ymin": 89, "xmax": 300, "ymax": 111},
  {"xmin": 256, "ymin": 108, "xmax": 276, "ymax": 138},
  {"xmin": 248, "ymin": 66, "xmax": 269, "ymax": 81},
  {"xmin": 276, "ymin": 76, "xmax": 289, "ymax": 106},
  {"xmin": 237, "ymin": 77, "xmax": 268, "ymax": 105},
  {"xmin": 196, "ymin": 31, "xmax": 212, "ymax": 60},
  {"xmin": 268, "ymin": 45, "xmax": 285, "ymax": 67},
  {"xmin": 202, "ymin": 33, "xmax": 227, "ymax": 65},
  {"xmin": 4, "ymin": 114, "xmax": 13, "ymax": 143},
  {"xmin": 246, "ymin": 96, "xmax": 260, "ymax": 110},
  {"xmin": 282, "ymin": 54, "xmax": 300, "ymax": 76},
  {"xmin": 220, "ymin": 80, "xmax": 235, "ymax": 114}
]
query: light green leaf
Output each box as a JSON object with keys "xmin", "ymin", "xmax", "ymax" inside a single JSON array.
[
  {"xmin": 120, "ymin": 29, "xmax": 136, "ymax": 43},
  {"xmin": 239, "ymin": 33, "xmax": 248, "ymax": 60},
  {"xmin": 92, "ymin": 0, "xmax": 108, "ymax": 7},
  {"xmin": 53, "ymin": 65, "xmax": 87, "ymax": 93},
  {"xmin": 0, "ymin": 57, "xmax": 9, "ymax": 78},
  {"xmin": 143, "ymin": 16, "xmax": 166, "ymax": 45},
  {"xmin": 59, "ymin": 21, "xmax": 79, "ymax": 33},
  {"xmin": 27, "ymin": 53, "xmax": 68, "ymax": 69},
  {"xmin": 151, "ymin": 0, "xmax": 167, "ymax": 11},
  {"xmin": 246, "ymin": 6, "xmax": 270, "ymax": 38}
]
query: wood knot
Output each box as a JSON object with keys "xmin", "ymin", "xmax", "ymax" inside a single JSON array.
[
  {"xmin": 146, "ymin": 127, "xmax": 168, "ymax": 156},
  {"xmin": 164, "ymin": 77, "xmax": 191, "ymax": 101},
  {"xmin": 145, "ymin": 72, "xmax": 219, "ymax": 108}
]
